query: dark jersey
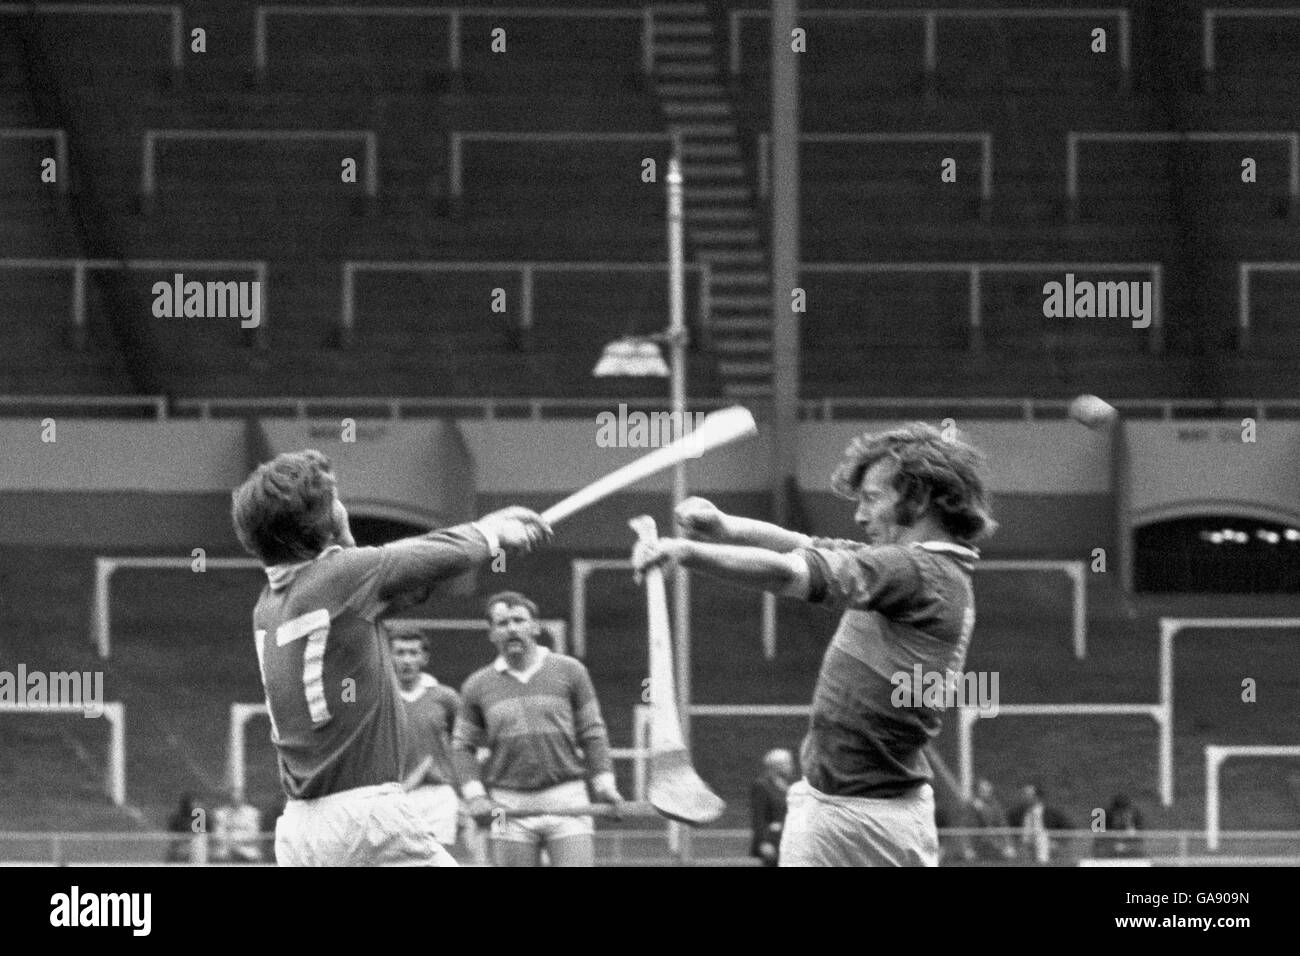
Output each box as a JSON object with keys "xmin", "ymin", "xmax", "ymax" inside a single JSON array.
[
  {"xmin": 400, "ymin": 674, "xmax": 461, "ymax": 788},
  {"xmin": 251, "ymin": 525, "xmax": 491, "ymax": 800},
  {"xmin": 796, "ymin": 539, "xmax": 979, "ymax": 798}
]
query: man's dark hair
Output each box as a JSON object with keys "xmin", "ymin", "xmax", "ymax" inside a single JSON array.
[
  {"xmin": 484, "ymin": 590, "xmax": 540, "ymax": 621},
  {"xmin": 231, "ymin": 449, "xmax": 338, "ymax": 566},
  {"xmin": 385, "ymin": 623, "xmax": 428, "ymax": 652},
  {"xmin": 830, "ymin": 422, "xmax": 998, "ymax": 545}
]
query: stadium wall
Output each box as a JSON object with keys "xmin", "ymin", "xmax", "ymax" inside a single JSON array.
[{"xmin": 0, "ymin": 418, "xmax": 1117, "ymax": 555}]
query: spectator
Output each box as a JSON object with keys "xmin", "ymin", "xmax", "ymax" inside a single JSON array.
[
  {"xmin": 1096, "ymin": 792, "xmax": 1145, "ymax": 858},
  {"xmin": 1011, "ymin": 782, "xmax": 1071, "ymax": 864},
  {"xmin": 164, "ymin": 792, "xmax": 203, "ymax": 863},
  {"xmin": 211, "ymin": 788, "xmax": 264, "ymax": 864},
  {"xmin": 750, "ymin": 748, "xmax": 794, "ymax": 867},
  {"xmin": 966, "ymin": 778, "xmax": 1016, "ymax": 862}
]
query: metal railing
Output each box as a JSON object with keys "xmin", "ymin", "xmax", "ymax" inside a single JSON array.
[
  {"xmin": 756, "ymin": 131, "xmax": 993, "ymax": 205},
  {"xmin": 253, "ymin": 5, "xmax": 651, "ymax": 80},
  {"xmin": 1202, "ymin": 8, "xmax": 1300, "ymax": 77},
  {"xmin": 0, "ymin": 3, "xmax": 184, "ymax": 74},
  {"xmin": 8, "ymin": 395, "xmax": 1300, "ymax": 423},
  {"xmin": 0, "ymin": 128, "xmax": 68, "ymax": 192},
  {"xmin": 802, "ymin": 261, "xmax": 1163, "ymax": 352},
  {"xmin": 449, "ymin": 130, "xmax": 682, "ymax": 201},
  {"xmin": 1066, "ymin": 131, "xmax": 1300, "ymax": 218},
  {"xmin": 3, "ymin": 828, "xmax": 1298, "ymax": 866},
  {"xmin": 729, "ymin": 7, "xmax": 1131, "ymax": 82},
  {"xmin": 141, "ymin": 129, "xmax": 378, "ymax": 199},
  {"xmin": 0, "ymin": 258, "xmax": 268, "ymax": 341},
  {"xmin": 339, "ymin": 259, "xmax": 711, "ymax": 337}
]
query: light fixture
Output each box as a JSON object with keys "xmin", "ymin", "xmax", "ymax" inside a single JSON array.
[{"xmin": 592, "ymin": 336, "xmax": 670, "ymax": 378}]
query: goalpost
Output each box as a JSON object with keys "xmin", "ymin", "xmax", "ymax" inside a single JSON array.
[
  {"xmin": 91, "ymin": 556, "xmax": 262, "ymax": 658},
  {"xmin": 1160, "ymin": 617, "xmax": 1300, "ymax": 803},
  {"xmin": 0, "ymin": 702, "xmax": 127, "ymax": 805},
  {"xmin": 959, "ymin": 703, "xmax": 1172, "ymax": 806},
  {"xmin": 91, "ymin": 557, "xmax": 569, "ymax": 659},
  {"xmin": 1205, "ymin": 745, "xmax": 1300, "ymax": 851}
]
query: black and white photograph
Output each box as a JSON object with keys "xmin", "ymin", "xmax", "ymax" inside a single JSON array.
[{"xmin": 0, "ymin": 0, "xmax": 1292, "ymax": 932}]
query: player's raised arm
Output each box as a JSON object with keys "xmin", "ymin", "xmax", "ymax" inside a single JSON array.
[
  {"xmin": 633, "ymin": 538, "xmax": 812, "ymax": 600},
  {"xmin": 675, "ymin": 496, "xmax": 813, "ymax": 552},
  {"xmin": 374, "ymin": 506, "xmax": 552, "ymax": 605}
]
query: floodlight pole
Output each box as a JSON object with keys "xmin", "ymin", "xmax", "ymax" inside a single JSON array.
[
  {"xmin": 666, "ymin": 156, "xmax": 691, "ymax": 752},
  {"xmin": 667, "ymin": 155, "xmax": 693, "ymax": 862}
]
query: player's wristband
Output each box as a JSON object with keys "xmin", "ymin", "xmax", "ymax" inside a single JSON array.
[
  {"xmin": 470, "ymin": 522, "xmax": 502, "ymax": 558},
  {"xmin": 591, "ymin": 771, "xmax": 617, "ymax": 793},
  {"xmin": 460, "ymin": 780, "xmax": 487, "ymax": 801}
]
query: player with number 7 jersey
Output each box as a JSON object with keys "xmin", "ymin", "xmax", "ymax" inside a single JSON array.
[{"xmin": 232, "ymin": 449, "xmax": 552, "ymax": 866}]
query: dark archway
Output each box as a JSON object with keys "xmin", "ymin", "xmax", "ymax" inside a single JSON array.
[{"xmin": 1134, "ymin": 516, "xmax": 1300, "ymax": 592}]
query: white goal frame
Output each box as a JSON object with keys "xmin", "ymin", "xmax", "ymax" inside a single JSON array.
[
  {"xmin": 1161, "ymin": 617, "xmax": 1300, "ymax": 804},
  {"xmin": 1205, "ymin": 744, "xmax": 1300, "ymax": 851},
  {"xmin": 92, "ymin": 559, "xmax": 570, "ymax": 660},
  {"xmin": 959, "ymin": 703, "xmax": 1171, "ymax": 806},
  {"xmin": 0, "ymin": 702, "xmax": 126, "ymax": 805}
]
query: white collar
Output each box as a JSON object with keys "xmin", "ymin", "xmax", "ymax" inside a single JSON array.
[
  {"xmin": 911, "ymin": 541, "xmax": 979, "ymax": 560},
  {"xmin": 265, "ymin": 544, "xmax": 344, "ymax": 591},
  {"xmin": 494, "ymin": 645, "xmax": 550, "ymax": 684},
  {"xmin": 398, "ymin": 672, "xmax": 438, "ymax": 703}
]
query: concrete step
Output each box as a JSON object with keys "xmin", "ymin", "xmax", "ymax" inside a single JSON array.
[
  {"xmin": 693, "ymin": 227, "xmax": 761, "ymax": 243},
  {"xmin": 718, "ymin": 359, "xmax": 774, "ymax": 376},
  {"xmin": 655, "ymin": 81, "xmax": 727, "ymax": 97},
  {"xmin": 712, "ymin": 293, "xmax": 771, "ymax": 309},
  {"xmin": 681, "ymin": 142, "xmax": 741, "ymax": 158},
  {"xmin": 672, "ymin": 122, "xmax": 737, "ymax": 137},
  {"xmin": 662, "ymin": 100, "xmax": 730, "ymax": 117},
  {"xmin": 655, "ymin": 42, "xmax": 713, "ymax": 58},
  {"xmin": 711, "ymin": 317, "xmax": 771, "ymax": 333},
  {"xmin": 710, "ymin": 270, "xmax": 768, "ymax": 286},
  {"xmin": 653, "ymin": 21, "xmax": 712, "ymax": 37},
  {"xmin": 714, "ymin": 338, "xmax": 772, "ymax": 354},
  {"xmin": 686, "ymin": 184, "xmax": 751, "ymax": 200},
  {"xmin": 657, "ymin": 62, "xmax": 720, "ymax": 77},
  {"xmin": 656, "ymin": 3, "xmax": 709, "ymax": 16},
  {"xmin": 687, "ymin": 207, "xmax": 753, "ymax": 222},
  {"xmin": 682, "ymin": 162, "xmax": 745, "ymax": 178},
  {"xmin": 701, "ymin": 250, "xmax": 766, "ymax": 264}
]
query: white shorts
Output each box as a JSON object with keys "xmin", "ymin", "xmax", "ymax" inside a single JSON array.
[
  {"xmin": 779, "ymin": 779, "xmax": 938, "ymax": 867},
  {"xmin": 276, "ymin": 783, "xmax": 458, "ymax": 867},
  {"xmin": 488, "ymin": 780, "xmax": 594, "ymax": 846},
  {"xmin": 406, "ymin": 783, "xmax": 460, "ymax": 846}
]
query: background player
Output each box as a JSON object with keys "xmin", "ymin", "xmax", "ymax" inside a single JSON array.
[
  {"xmin": 231, "ymin": 449, "xmax": 551, "ymax": 866},
  {"xmin": 454, "ymin": 590, "xmax": 623, "ymax": 867},
  {"xmin": 389, "ymin": 625, "xmax": 463, "ymax": 856},
  {"xmin": 633, "ymin": 423, "xmax": 997, "ymax": 866}
]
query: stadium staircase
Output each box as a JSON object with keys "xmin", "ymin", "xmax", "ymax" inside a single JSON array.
[{"xmin": 650, "ymin": 3, "xmax": 773, "ymax": 401}]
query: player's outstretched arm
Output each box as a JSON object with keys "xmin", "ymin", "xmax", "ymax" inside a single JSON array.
[
  {"xmin": 634, "ymin": 538, "xmax": 811, "ymax": 599},
  {"xmin": 375, "ymin": 508, "xmax": 551, "ymax": 604},
  {"xmin": 676, "ymin": 497, "xmax": 812, "ymax": 552}
]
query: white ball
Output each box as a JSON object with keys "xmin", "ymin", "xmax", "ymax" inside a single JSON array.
[{"xmin": 1069, "ymin": 394, "xmax": 1117, "ymax": 429}]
